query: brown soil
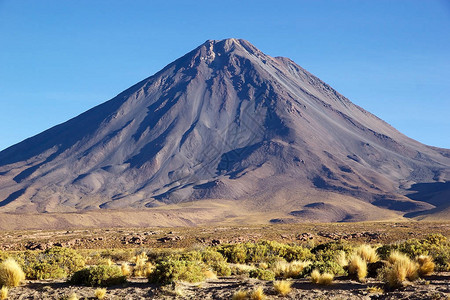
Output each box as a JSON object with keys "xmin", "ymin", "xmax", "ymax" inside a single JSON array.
[{"xmin": 7, "ymin": 274, "xmax": 450, "ymax": 299}]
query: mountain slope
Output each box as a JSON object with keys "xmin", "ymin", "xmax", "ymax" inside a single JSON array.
[{"xmin": 0, "ymin": 38, "xmax": 449, "ymax": 222}]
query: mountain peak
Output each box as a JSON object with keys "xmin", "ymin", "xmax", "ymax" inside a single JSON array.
[{"xmin": 0, "ymin": 39, "xmax": 449, "ymax": 223}]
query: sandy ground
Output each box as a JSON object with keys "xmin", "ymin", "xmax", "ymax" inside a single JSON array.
[{"xmin": 5, "ymin": 273, "xmax": 450, "ymax": 299}]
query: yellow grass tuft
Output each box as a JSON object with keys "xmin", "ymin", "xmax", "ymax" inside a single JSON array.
[
  {"xmin": 310, "ymin": 269, "xmax": 320, "ymax": 284},
  {"xmin": 416, "ymin": 255, "xmax": 435, "ymax": 277},
  {"xmin": 310, "ymin": 269, "xmax": 333, "ymax": 285},
  {"xmin": 68, "ymin": 292, "xmax": 79, "ymax": 300},
  {"xmin": 204, "ymin": 270, "xmax": 217, "ymax": 280},
  {"xmin": 121, "ymin": 263, "xmax": 131, "ymax": 277},
  {"xmin": 0, "ymin": 258, "xmax": 25, "ymax": 287},
  {"xmin": 94, "ymin": 288, "xmax": 107, "ymax": 300},
  {"xmin": 356, "ymin": 244, "xmax": 379, "ymax": 263},
  {"xmin": 384, "ymin": 252, "xmax": 419, "ymax": 288},
  {"xmin": 0, "ymin": 286, "xmax": 8, "ymax": 300},
  {"xmin": 273, "ymin": 280, "xmax": 292, "ymax": 296},
  {"xmin": 336, "ymin": 250, "xmax": 348, "ymax": 267},
  {"xmin": 348, "ymin": 255, "xmax": 367, "ymax": 281},
  {"xmin": 232, "ymin": 289, "xmax": 248, "ymax": 300},
  {"xmin": 272, "ymin": 260, "xmax": 311, "ymax": 278},
  {"xmin": 366, "ymin": 286, "xmax": 383, "ymax": 294},
  {"xmin": 249, "ymin": 286, "xmax": 266, "ymax": 300}
]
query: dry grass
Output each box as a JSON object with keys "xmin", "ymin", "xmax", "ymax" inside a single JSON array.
[
  {"xmin": 232, "ymin": 289, "xmax": 248, "ymax": 300},
  {"xmin": 249, "ymin": 286, "xmax": 266, "ymax": 300},
  {"xmin": 366, "ymin": 286, "xmax": 383, "ymax": 294},
  {"xmin": 310, "ymin": 269, "xmax": 333, "ymax": 285},
  {"xmin": 273, "ymin": 280, "xmax": 292, "ymax": 296},
  {"xmin": 94, "ymin": 288, "xmax": 107, "ymax": 299},
  {"xmin": 272, "ymin": 260, "xmax": 311, "ymax": 278},
  {"xmin": 416, "ymin": 255, "xmax": 435, "ymax": 277},
  {"xmin": 68, "ymin": 292, "xmax": 79, "ymax": 300},
  {"xmin": 384, "ymin": 251, "xmax": 419, "ymax": 288},
  {"xmin": 336, "ymin": 250, "xmax": 348, "ymax": 267},
  {"xmin": 204, "ymin": 270, "xmax": 217, "ymax": 280},
  {"xmin": 356, "ymin": 244, "xmax": 379, "ymax": 263},
  {"xmin": 121, "ymin": 263, "xmax": 131, "ymax": 277},
  {"xmin": 131, "ymin": 252, "xmax": 153, "ymax": 277},
  {"xmin": 348, "ymin": 255, "xmax": 367, "ymax": 281},
  {"xmin": 0, "ymin": 258, "xmax": 25, "ymax": 287},
  {"xmin": 0, "ymin": 286, "xmax": 8, "ymax": 300}
]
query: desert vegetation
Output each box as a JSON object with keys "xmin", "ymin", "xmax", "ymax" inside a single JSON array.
[{"xmin": 0, "ymin": 225, "xmax": 448, "ymax": 298}]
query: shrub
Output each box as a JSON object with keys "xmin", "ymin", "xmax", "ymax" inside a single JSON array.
[
  {"xmin": 249, "ymin": 286, "xmax": 266, "ymax": 300},
  {"xmin": 94, "ymin": 288, "xmax": 107, "ymax": 299},
  {"xmin": 310, "ymin": 269, "xmax": 333, "ymax": 285},
  {"xmin": 0, "ymin": 258, "xmax": 25, "ymax": 287},
  {"xmin": 249, "ymin": 268, "xmax": 275, "ymax": 281},
  {"xmin": 356, "ymin": 244, "xmax": 379, "ymax": 263},
  {"xmin": 148, "ymin": 256, "xmax": 206, "ymax": 284},
  {"xmin": 22, "ymin": 247, "xmax": 85, "ymax": 279},
  {"xmin": 201, "ymin": 249, "xmax": 231, "ymax": 276},
  {"xmin": 304, "ymin": 260, "xmax": 346, "ymax": 276},
  {"xmin": 416, "ymin": 255, "xmax": 435, "ymax": 276},
  {"xmin": 273, "ymin": 280, "xmax": 292, "ymax": 296},
  {"xmin": 348, "ymin": 255, "xmax": 367, "ymax": 281},
  {"xmin": 218, "ymin": 241, "xmax": 313, "ymax": 264},
  {"xmin": 70, "ymin": 265, "xmax": 126, "ymax": 287},
  {"xmin": 0, "ymin": 286, "xmax": 8, "ymax": 300},
  {"xmin": 232, "ymin": 289, "xmax": 248, "ymax": 300}
]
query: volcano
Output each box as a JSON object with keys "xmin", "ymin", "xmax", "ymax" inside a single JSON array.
[{"xmin": 0, "ymin": 38, "xmax": 449, "ymax": 225}]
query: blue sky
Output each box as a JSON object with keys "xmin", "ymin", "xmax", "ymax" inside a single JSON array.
[{"xmin": 0, "ymin": 0, "xmax": 449, "ymax": 151}]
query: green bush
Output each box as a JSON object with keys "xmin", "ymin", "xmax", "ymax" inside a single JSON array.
[
  {"xmin": 217, "ymin": 241, "xmax": 313, "ymax": 264},
  {"xmin": 377, "ymin": 234, "xmax": 449, "ymax": 270},
  {"xmin": 70, "ymin": 265, "xmax": 126, "ymax": 287},
  {"xmin": 201, "ymin": 249, "xmax": 231, "ymax": 276},
  {"xmin": 148, "ymin": 256, "xmax": 206, "ymax": 285},
  {"xmin": 20, "ymin": 247, "xmax": 85, "ymax": 279},
  {"xmin": 249, "ymin": 268, "xmax": 275, "ymax": 281},
  {"xmin": 303, "ymin": 260, "xmax": 346, "ymax": 276}
]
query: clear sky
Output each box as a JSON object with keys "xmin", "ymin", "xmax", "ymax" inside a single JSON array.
[{"xmin": 0, "ymin": 0, "xmax": 449, "ymax": 151}]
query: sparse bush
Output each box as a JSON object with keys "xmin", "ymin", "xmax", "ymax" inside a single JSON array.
[
  {"xmin": 249, "ymin": 268, "xmax": 275, "ymax": 281},
  {"xmin": 348, "ymin": 255, "xmax": 367, "ymax": 281},
  {"xmin": 249, "ymin": 286, "xmax": 266, "ymax": 300},
  {"xmin": 0, "ymin": 258, "xmax": 25, "ymax": 287},
  {"xmin": 356, "ymin": 244, "xmax": 379, "ymax": 263},
  {"xmin": 94, "ymin": 287, "xmax": 107, "ymax": 299},
  {"xmin": 273, "ymin": 280, "xmax": 292, "ymax": 296},
  {"xmin": 232, "ymin": 289, "xmax": 248, "ymax": 300},
  {"xmin": 416, "ymin": 255, "xmax": 435, "ymax": 277},
  {"xmin": 148, "ymin": 256, "xmax": 206, "ymax": 284},
  {"xmin": 70, "ymin": 265, "xmax": 126, "ymax": 287},
  {"xmin": 310, "ymin": 269, "xmax": 333, "ymax": 285},
  {"xmin": 0, "ymin": 286, "xmax": 8, "ymax": 300}
]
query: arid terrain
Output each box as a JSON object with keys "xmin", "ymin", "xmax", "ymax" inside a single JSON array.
[{"xmin": 0, "ymin": 221, "xmax": 449, "ymax": 299}]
